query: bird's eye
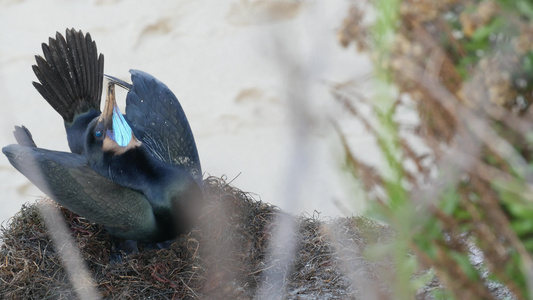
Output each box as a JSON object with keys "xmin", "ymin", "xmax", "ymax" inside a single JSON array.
[{"xmin": 95, "ymin": 130, "xmax": 103, "ymax": 138}]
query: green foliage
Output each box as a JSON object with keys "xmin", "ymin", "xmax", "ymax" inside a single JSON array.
[
  {"xmin": 441, "ymin": 187, "xmax": 461, "ymax": 215},
  {"xmin": 470, "ymin": 16, "xmax": 505, "ymax": 42},
  {"xmin": 522, "ymin": 52, "xmax": 533, "ymax": 75},
  {"xmin": 432, "ymin": 288, "xmax": 456, "ymax": 300},
  {"xmin": 497, "ymin": 0, "xmax": 533, "ymax": 19},
  {"xmin": 338, "ymin": 0, "xmax": 533, "ymax": 298}
]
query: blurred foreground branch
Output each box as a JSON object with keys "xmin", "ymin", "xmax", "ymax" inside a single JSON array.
[{"xmin": 336, "ymin": 0, "xmax": 533, "ymax": 298}]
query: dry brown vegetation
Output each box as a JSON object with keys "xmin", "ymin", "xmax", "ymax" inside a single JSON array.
[{"xmin": 336, "ymin": 0, "xmax": 533, "ymax": 298}]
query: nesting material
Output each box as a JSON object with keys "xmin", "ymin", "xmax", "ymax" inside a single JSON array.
[{"xmin": 0, "ymin": 177, "xmax": 395, "ymax": 299}]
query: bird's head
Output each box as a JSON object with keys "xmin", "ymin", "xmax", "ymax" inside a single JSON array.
[{"xmin": 85, "ymin": 81, "xmax": 141, "ymax": 157}]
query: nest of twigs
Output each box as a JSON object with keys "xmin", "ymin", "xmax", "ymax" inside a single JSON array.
[{"xmin": 0, "ymin": 176, "xmax": 395, "ymax": 299}]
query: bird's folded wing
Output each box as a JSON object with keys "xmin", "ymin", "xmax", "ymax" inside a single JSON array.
[
  {"xmin": 2, "ymin": 144, "xmax": 158, "ymax": 241},
  {"xmin": 124, "ymin": 69, "xmax": 202, "ymax": 184}
]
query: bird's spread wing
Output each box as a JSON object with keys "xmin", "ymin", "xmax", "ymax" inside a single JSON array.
[
  {"xmin": 2, "ymin": 144, "xmax": 159, "ymax": 241},
  {"xmin": 124, "ymin": 69, "xmax": 202, "ymax": 184}
]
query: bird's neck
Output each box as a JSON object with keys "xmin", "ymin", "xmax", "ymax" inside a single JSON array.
[{"xmin": 66, "ymin": 109, "xmax": 100, "ymax": 155}]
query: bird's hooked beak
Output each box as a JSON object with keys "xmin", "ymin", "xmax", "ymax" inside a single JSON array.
[{"xmin": 99, "ymin": 81, "xmax": 141, "ymax": 153}]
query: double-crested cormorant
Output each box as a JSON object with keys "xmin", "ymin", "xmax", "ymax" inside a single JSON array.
[{"xmin": 2, "ymin": 29, "xmax": 202, "ymax": 243}]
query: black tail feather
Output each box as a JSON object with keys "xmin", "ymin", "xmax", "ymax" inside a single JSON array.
[{"xmin": 32, "ymin": 28, "xmax": 104, "ymax": 123}]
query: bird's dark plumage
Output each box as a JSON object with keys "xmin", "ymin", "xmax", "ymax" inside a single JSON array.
[
  {"xmin": 119, "ymin": 70, "xmax": 202, "ymax": 185},
  {"xmin": 32, "ymin": 28, "xmax": 104, "ymax": 154},
  {"xmin": 2, "ymin": 134, "xmax": 166, "ymax": 242},
  {"xmin": 3, "ymin": 29, "xmax": 203, "ymax": 243},
  {"xmin": 84, "ymin": 78, "xmax": 203, "ymax": 239}
]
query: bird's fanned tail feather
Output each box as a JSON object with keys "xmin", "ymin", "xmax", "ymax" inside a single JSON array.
[{"xmin": 32, "ymin": 28, "xmax": 104, "ymax": 123}]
